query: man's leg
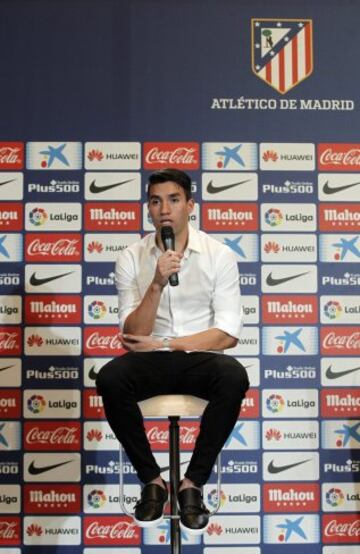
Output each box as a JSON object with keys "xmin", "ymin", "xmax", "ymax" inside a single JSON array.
[
  {"xmin": 176, "ymin": 353, "xmax": 250, "ymax": 486},
  {"xmin": 96, "ymin": 352, "xmax": 172, "ymax": 484}
]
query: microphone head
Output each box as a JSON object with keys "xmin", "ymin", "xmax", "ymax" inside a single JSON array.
[{"xmin": 160, "ymin": 226, "xmax": 174, "ymax": 241}]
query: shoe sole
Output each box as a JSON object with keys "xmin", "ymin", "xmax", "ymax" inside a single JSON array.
[
  {"xmin": 133, "ymin": 514, "xmax": 164, "ymax": 528},
  {"xmin": 179, "ymin": 519, "xmax": 209, "ymax": 536}
]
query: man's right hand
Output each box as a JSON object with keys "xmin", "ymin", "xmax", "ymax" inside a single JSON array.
[{"xmin": 153, "ymin": 250, "xmax": 183, "ymax": 288}]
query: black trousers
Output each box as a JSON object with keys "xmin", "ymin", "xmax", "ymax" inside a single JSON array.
[{"xmin": 96, "ymin": 351, "xmax": 249, "ymax": 487}]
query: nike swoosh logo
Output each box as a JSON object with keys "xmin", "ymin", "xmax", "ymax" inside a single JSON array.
[
  {"xmin": 326, "ymin": 364, "xmax": 360, "ymax": 379},
  {"xmin": 206, "ymin": 179, "xmax": 250, "ymax": 194},
  {"xmin": 268, "ymin": 458, "xmax": 311, "ymax": 474},
  {"xmin": 88, "ymin": 365, "xmax": 98, "ymax": 381},
  {"xmin": 0, "ymin": 364, "xmax": 14, "ymax": 372},
  {"xmin": 323, "ymin": 180, "xmax": 360, "ymax": 195},
  {"xmin": 89, "ymin": 179, "xmax": 134, "ymax": 194},
  {"xmin": 28, "ymin": 459, "xmax": 73, "ymax": 475},
  {"xmin": 266, "ymin": 270, "xmax": 310, "ymax": 287},
  {"xmin": 29, "ymin": 270, "xmax": 74, "ymax": 286},
  {"xmin": 160, "ymin": 459, "xmax": 190, "ymax": 473},
  {"xmin": 0, "ymin": 179, "xmax": 16, "ymax": 187}
]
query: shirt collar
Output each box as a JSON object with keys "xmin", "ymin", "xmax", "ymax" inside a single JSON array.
[{"xmin": 149, "ymin": 225, "xmax": 202, "ymax": 257}]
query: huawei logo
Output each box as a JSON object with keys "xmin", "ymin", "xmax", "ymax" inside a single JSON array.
[
  {"xmin": 87, "ymin": 429, "xmax": 103, "ymax": 442},
  {"xmin": 207, "ymin": 523, "xmax": 223, "ymax": 536},
  {"xmin": 87, "ymin": 241, "xmax": 103, "ymax": 253},
  {"xmin": 26, "ymin": 523, "xmax": 43, "ymax": 536},
  {"xmin": 264, "ymin": 241, "xmax": 280, "ymax": 253},
  {"xmin": 263, "ymin": 150, "xmax": 278, "ymax": 162},
  {"xmin": 27, "ymin": 334, "xmax": 43, "ymax": 347},
  {"xmin": 265, "ymin": 428, "xmax": 282, "ymax": 441},
  {"xmin": 87, "ymin": 149, "xmax": 103, "ymax": 161}
]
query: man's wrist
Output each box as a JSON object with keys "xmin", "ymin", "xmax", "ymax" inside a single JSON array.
[{"xmin": 153, "ymin": 337, "xmax": 173, "ymax": 351}]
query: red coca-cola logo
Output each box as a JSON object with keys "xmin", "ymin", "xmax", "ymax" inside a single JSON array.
[
  {"xmin": 24, "ymin": 422, "xmax": 81, "ymax": 451},
  {"xmin": 0, "ymin": 517, "xmax": 21, "ymax": 544},
  {"xmin": 321, "ymin": 327, "xmax": 360, "ymax": 355},
  {"xmin": 144, "ymin": 420, "xmax": 200, "ymax": 451},
  {"xmin": 143, "ymin": 142, "xmax": 200, "ymax": 169},
  {"xmin": 323, "ymin": 514, "xmax": 360, "ymax": 543},
  {"xmin": 0, "ymin": 142, "xmax": 24, "ymax": 169},
  {"xmin": 202, "ymin": 203, "xmax": 258, "ymax": 231},
  {"xmin": 318, "ymin": 144, "xmax": 360, "ymax": 171},
  {"xmin": 83, "ymin": 516, "xmax": 140, "ymax": 545},
  {"xmin": 83, "ymin": 327, "xmax": 126, "ymax": 356},
  {"xmin": 25, "ymin": 233, "xmax": 82, "ymax": 262},
  {"xmin": 0, "ymin": 327, "xmax": 22, "ymax": 355}
]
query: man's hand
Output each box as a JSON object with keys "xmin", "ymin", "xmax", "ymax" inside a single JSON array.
[
  {"xmin": 119, "ymin": 333, "xmax": 162, "ymax": 352},
  {"xmin": 153, "ymin": 250, "xmax": 183, "ymax": 288}
]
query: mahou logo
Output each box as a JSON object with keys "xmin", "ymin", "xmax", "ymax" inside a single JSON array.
[
  {"xmin": 25, "ymin": 233, "xmax": 82, "ymax": 262},
  {"xmin": 0, "ymin": 390, "xmax": 21, "ymax": 418},
  {"xmin": 0, "ymin": 143, "xmax": 24, "ymax": 170},
  {"xmin": 262, "ymin": 295, "xmax": 318, "ymax": 324},
  {"xmin": 321, "ymin": 327, "xmax": 360, "ymax": 355},
  {"xmin": 24, "ymin": 295, "xmax": 82, "ymax": 324},
  {"xmin": 84, "ymin": 516, "xmax": 140, "ymax": 545},
  {"xmin": 0, "ymin": 327, "xmax": 21, "ymax": 355},
  {"xmin": 263, "ymin": 483, "xmax": 319, "ymax": 512},
  {"xmin": 24, "ymin": 484, "xmax": 81, "ymax": 513},
  {"xmin": 0, "ymin": 517, "xmax": 21, "ymax": 544},
  {"xmin": 0, "ymin": 203, "xmax": 23, "ymax": 231},
  {"xmin": 318, "ymin": 144, "xmax": 360, "ymax": 171},
  {"xmin": 24, "ymin": 421, "xmax": 81, "ymax": 451},
  {"xmin": 84, "ymin": 203, "xmax": 141, "ymax": 231},
  {"xmin": 202, "ymin": 203, "xmax": 258, "ymax": 231},
  {"xmin": 83, "ymin": 390, "xmax": 105, "ymax": 419},
  {"xmin": 321, "ymin": 389, "xmax": 360, "ymax": 417},
  {"xmin": 143, "ymin": 142, "xmax": 200, "ymax": 170},
  {"xmin": 323, "ymin": 514, "xmax": 360, "ymax": 543},
  {"xmin": 320, "ymin": 203, "xmax": 360, "ymax": 231},
  {"xmin": 83, "ymin": 327, "xmax": 125, "ymax": 356}
]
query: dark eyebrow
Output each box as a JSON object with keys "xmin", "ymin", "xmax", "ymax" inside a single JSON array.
[{"xmin": 149, "ymin": 193, "xmax": 181, "ymax": 200}]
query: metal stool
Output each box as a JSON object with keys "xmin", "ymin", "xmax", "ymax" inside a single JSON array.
[{"xmin": 118, "ymin": 394, "xmax": 222, "ymax": 554}]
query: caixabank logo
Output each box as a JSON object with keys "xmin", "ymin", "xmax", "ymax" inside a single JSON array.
[
  {"xmin": 262, "ymin": 326, "xmax": 318, "ymax": 355},
  {"xmin": 26, "ymin": 142, "xmax": 82, "ymax": 170},
  {"xmin": 209, "ymin": 233, "xmax": 259, "ymax": 262},
  {"xmin": 319, "ymin": 234, "xmax": 360, "ymax": 262},
  {"xmin": 251, "ymin": 19, "xmax": 313, "ymax": 94},
  {"xmin": 263, "ymin": 514, "xmax": 319, "ymax": 543},
  {"xmin": 321, "ymin": 419, "xmax": 360, "ymax": 449}
]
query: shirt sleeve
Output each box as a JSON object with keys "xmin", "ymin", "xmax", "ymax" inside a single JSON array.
[
  {"xmin": 114, "ymin": 248, "xmax": 141, "ymax": 330},
  {"xmin": 212, "ymin": 247, "xmax": 243, "ymax": 341}
]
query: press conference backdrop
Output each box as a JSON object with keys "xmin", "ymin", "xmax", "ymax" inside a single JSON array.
[{"xmin": 0, "ymin": 0, "xmax": 359, "ymax": 553}]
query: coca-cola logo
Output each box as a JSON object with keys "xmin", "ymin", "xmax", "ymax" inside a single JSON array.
[
  {"xmin": 0, "ymin": 332, "xmax": 18, "ymax": 350},
  {"xmin": 26, "ymin": 426, "xmax": 78, "ymax": 445},
  {"xmin": 323, "ymin": 332, "xmax": 360, "ymax": 350},
  {"xmin": 143, "ymin": 142, "xmax": 199, "ymax": 169},
  {"xmin": 86, "ymin": 520, "xmax": 139, "ymax": 539},
  {"xmin": 320, "ymin": 148, "xmax": 360, "ymax": 166},
  {"xmin": 27, "ymin": 238, "xmax": 80, "ymax": 257},
  {"xmin": 86, "ymin": 332, "xmax": 122, "ymax": 350},
  {"xmin": 324, "ymin": 519, "xmax": 360, "ymax": 537},
  {"xmin": 0, "ymin": 144, "xmax": 23, "ymax": 168},
  {"xmin": 0, "ymin": 520, "xmax": 19, "ymax": 539}
]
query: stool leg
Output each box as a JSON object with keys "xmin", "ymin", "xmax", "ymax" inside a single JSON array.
[{"xmin": 169, "ymin": 416, "xmax": 181, "ymax": 554}]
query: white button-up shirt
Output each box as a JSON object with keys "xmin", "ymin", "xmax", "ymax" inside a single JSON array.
[{"xmin": 115, "ymin": 225, "xmax": 243, "ymax": 345}]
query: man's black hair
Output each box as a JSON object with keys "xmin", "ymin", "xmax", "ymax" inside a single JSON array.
[{"xmin": 147, "ymin": 168, "xmax": 192, "ymax": 200}]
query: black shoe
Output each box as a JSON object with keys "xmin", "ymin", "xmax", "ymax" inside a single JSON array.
[
  {"xmin": 133, "ymin": 479, "xmax": 168, "ymax": 528},
  {"xmin": 178, "ymin": 487, "xmax": 210, "ymax": 535}
]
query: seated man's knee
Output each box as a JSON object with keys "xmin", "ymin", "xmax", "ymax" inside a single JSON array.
[
  {"xmin": 219, "ymin": 357, "xmax": 250, "ymax": 395},
  {"xmin": 96, "ymin": 356, "xmax": 130, "ymax": 395}
]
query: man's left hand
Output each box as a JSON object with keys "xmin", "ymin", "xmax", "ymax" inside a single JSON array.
[{"xmin": 119, "ymin": 333, "xmax": 162, "ymax": 352}]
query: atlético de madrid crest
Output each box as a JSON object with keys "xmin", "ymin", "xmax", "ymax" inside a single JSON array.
[{"xmin": 251, "ymin": 19, "xmax": 313, "ymax": 94}]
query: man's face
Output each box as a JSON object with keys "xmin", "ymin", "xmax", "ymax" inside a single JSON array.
[{"xmin": 148, "ymin": 181, "xmax": 194, "ymax": 236}]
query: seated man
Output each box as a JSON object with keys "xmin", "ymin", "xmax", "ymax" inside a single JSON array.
[{"xmin": 96, "ymin": 168, "xmax": 249, "ymax": 535}]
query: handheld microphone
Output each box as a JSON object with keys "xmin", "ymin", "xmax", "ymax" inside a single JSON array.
[{"xmin": 160, "ymin": 226, "xmax": 179, "ymax": 286}]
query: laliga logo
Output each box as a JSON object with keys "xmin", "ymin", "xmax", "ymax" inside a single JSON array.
[
  {"xmin": 87, "ymin": 240, "xmax": 103, "ymax": 254},
  {"xmin": 265, "ymin": 428, "xmax": 282, "ymax": 441},
  {"xmin": 207, "ymin": 489, "xmax": 226, "ymax": 509},
  {"xmin": 88, "ymin": 300, "xmax": 107, "ymax": 320},
  {"xmin": 263, "ymin": 150, "xmax": 278, "ymax": 162},
  {"xmin": 326, "ymin": 487, "xmax": 345, "ymax": 508},
  {"xmin": 266, "ymin": 393, "xmax": 285, "ymax": 413},
  {"xmin": 86, "ymin": 429, "xmax": 103, "ymax": 442},
  {"xmin": 264, "ymin": 240, "xmax": 280, "ymax": 253},
  {"xmin": 88, "ymin": 489, "xmax": 106, "ymax": 508},
  {"xmin": 265, "ymin": 208, "xmax": 283, "ymax": 227},
  {"xmin": 29, "ymin": 207, "xmax": 48, "ymax": 226},
  {"xmin": 324, "ymin": 300, "xmax": 342, "ymax": 320},
  {"xmin": 87, "ymin": 149, "xmax": 103, "ymax": 161},
  {"xmin": 27, "ymin": 394, "xmax": 46, "ymax": 414},
  {"xmin": 27, "ymin": 334, "xmax": 44, "ymax": 347}
]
